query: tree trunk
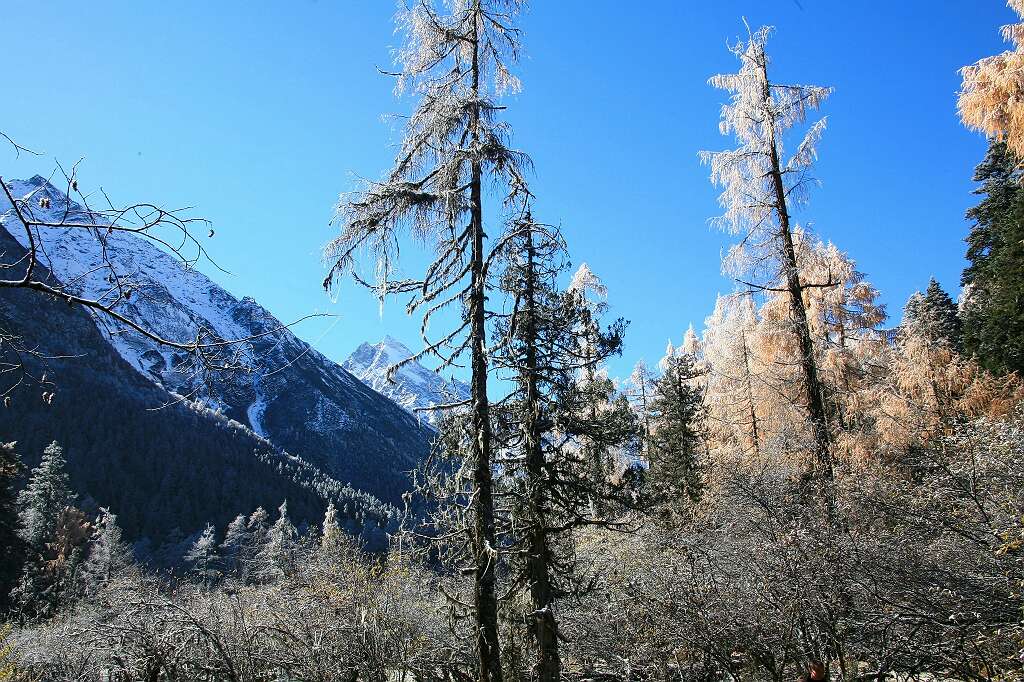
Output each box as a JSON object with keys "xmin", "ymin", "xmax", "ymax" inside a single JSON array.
[
  {"xmin": 469, "ymin": 6, "xmax": 503, "ymax": 681},
  {"xmin": 521, "ymin": 230, "xmax": 561, "ymax": 682},
  {"xmin": 762, "ymin": 62, "xmax": 834, "ymax": 484}
]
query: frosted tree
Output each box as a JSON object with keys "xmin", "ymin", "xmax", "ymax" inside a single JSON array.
[
  {"xmin": 700, "ymin": 25, "xmax": 835, "ymax": 482},
  {"xmin": 959, "ymin": 1, "xmax": 1024, "ymax": 159},
  {"xmin": 256, "ymin": 500, "xmax": 298, "ymax": 581},
  {"xmin": 757, "ymin": 233, "xmax": 887, "ymax": 446},
  {"xmin": 567, "ymin": 262, "xmax": 631, "ymax": 503},
  {"xmin": 703, "ymin": 295, "xmax": 764, "ymax": 458},
  {"xmin": 324, "ymin": 2, "xmax": 531, "ymax": 677},
  {"xmin": 79, "ymin": 508, "xmax": 134, "ymax": 593},
  {"xmin": 16, "ymin": 441, "xmax": 72, "ymax": 549},
  {"xmin": 902, "ymin": 278, "xmax": 962, "ymax": 350},
  {"xmin": 233, "ymin": 506, "xmax": 270, "ymax": 583},
  {"xmin": 320, "ymin": 500, "xmax": 344, "ymax": 553},
  {"xmin": 184, "ymin": 523, "xmax": 220, "ymax": 584},
  {"xmin": 219, "ymin": 513, "xmax": 247, "ymax": 578},
  {"xmin": 626, "ymin": 361, "xmax": 656, "ymax": 446}
]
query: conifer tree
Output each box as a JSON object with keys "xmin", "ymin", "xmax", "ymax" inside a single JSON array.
[
  {"xmin": 256, "ymin": 500, "xmax": 298, "ymax": 581},
  {"xmin": 903, "ymin": 279, "xmax": 962, "ymax": 350},
  {"xmin": 16, "ymin": 441, "xmax": 72, "ymax": 549},
  {"xmin": 961, "ymin": 141, "xmax": 1024, "ymax": 375},
  {"xmin": 241, "ymin": 506, "xmax": 270, "ymax": 583},
  {"xmin": 959, "ymin": 1, "xmax": 1024, "ymax": 158},
  {"xmin": 703, "ymin": 295, "xmax": 764, "ymax": 456},
  {"xmin": 324, "ymin": 2, "xmax": 532, "ymax": 677},
  {"xmin": 647, "ymin": 352, "xmax": 707, "ymax": 511},
  {"xmin": 701, "ymin": 26, "xmax": 835, "ymax": 484},
  {"xmin": 491, "ymin": 218, "xmax": 635, "ymax": 681},
  {"xmin": 219, "ymin": 513, "xmax": 248, "ymax": 579},
  {"xmin": 320, "ymin": 500, "xmax": 343, "ymax": 553},
  {"xmin": 184, "ymin": 523, "xmax": 220, "ymax": 585}
]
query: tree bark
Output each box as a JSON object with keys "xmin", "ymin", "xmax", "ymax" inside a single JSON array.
[
  {"xmin": 521, "ymin": 229, "xmax": 561, "ymax": 682},
  {"xmin": 761, "ymin": 61, "xmax": 834, "ymax": 484},
  {"xmin": 469, "ymin": 6, "xmax": 504, "ymax": 681}
]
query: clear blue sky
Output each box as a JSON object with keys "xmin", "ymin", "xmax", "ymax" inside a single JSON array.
[{"xmin": 1, "ymin": 1, "xmax": 1011, "ymax": 383}]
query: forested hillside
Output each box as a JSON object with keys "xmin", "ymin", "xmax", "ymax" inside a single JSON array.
[{"xmin": 0, "ymin": 224, "xmax": 398, "ymax": 556}]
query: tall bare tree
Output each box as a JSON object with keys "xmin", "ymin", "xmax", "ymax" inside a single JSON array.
[{"xmin": 324, "ymin": 2, "xmax": 531, "ymax": 678}]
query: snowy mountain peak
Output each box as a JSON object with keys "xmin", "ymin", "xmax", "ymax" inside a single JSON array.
[
  {"xmin": 0, "ymin": 177, "xmax": 432, "ymax": 504},
  {"xmin": 343, "ymin": 337, "xmax": 470, "ymax": 419}
]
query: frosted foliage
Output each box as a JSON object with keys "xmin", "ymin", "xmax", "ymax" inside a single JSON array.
[
  {"xmin": 326, "ymin": 0, "xmax": 532, "ymax": 375},
  {"xmin": 681, "ymin": 325, "xmax": 701, "ymax": 357},
  {"xmin": 700, "ymin": 26, "xmax": 832, "ymax": 278},
  {"xmin": 959, "ymin": 1, "xmax": 1024, "ymax": 159},
  {"xmin": 702, "ymin": 295, "xmax": 764, "ymax": 455},
  {"xmin": 568, "ymin": 262, "xmax": 608, "ymax": 300}
]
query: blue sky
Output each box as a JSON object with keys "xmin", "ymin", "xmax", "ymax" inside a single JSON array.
[{"xmin": 1, "ymin": 1, "xmax": 1012, "ymax": 383}]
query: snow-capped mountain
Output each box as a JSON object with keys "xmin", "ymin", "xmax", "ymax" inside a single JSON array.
[
  {"xmin": 0, "ymin": 176, "xmax": 433, "ymax": 505},
  {"xmin": 344, "ymin": 336, "xmax": 471, "ymax": 421}
]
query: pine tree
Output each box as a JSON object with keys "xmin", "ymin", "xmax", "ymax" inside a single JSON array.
[
  {"xmin": 961, "ymin": 141, "xmax": 1024, "ymax": 375},
  {"xmin": 647, "ymin": 352, "xmax": 707, "ymax": 511},
  {"xmin": 79, "ymin": 508, "xmax": 134, "ymax": 594},
  {"xmin": 902, "ymin": 278, "xmax": 962, "ymax": 350},
  {"xmin": 184, "ymin": 523, "xmax": 220, "ymax": 584},
  {"xmin": 701, "ymin": 25, "xmax": 835, "ymax": 484},
  {"xmin": 16, "ymin": 441, "xmax": 72, "ymax": 549},
  {"xmin": 324, "ymin": 2, "xmax": 532, "ymax": 677}
]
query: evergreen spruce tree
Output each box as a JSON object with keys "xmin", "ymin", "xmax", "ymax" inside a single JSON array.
[
  {"xmin": 491, "ymin": 218, "xmax": 635, "ymax": 682},
  {"xmin": 16, "ymin": 441, "xmax": 72, "ymax": 549},
  {"xmin": 902, "ymin": 279, "xmax": 962, "ymax": 350},
  {"xmin": 647, "ymin": 353, "xmax": 708, "ymax": 511},
  {"xmin": 961, "ymin": 141, "xmax": 1024, "ymax": 374},
  {"xmin": 11, "ymin": 441, "xmax": 76, "ymax": 618},
  {"xmin": 184, "ymin": 523, "xmax": 220, "ymax": 585}
]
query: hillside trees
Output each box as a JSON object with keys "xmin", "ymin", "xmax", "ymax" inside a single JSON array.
[
  {"xmin": 961, "ymin": 141, "xmax": 1024, "ymax": 375},
  {"xmin": 324, "ymin": 2, "xmax": 533, "ymax": 676},
  {"xmin": 0, "ymin": 442, "xmax": 21, "ymax": 612},
  {"xmin": 701, "ymin": 26, "xmax": 835, "ymax": 485}
]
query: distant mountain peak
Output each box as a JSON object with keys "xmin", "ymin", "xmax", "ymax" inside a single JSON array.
[
  {"xmin": 0, "ymin": 178, "xmax": 432, "ymax": 506},
  {"xmin": 343, "ymin": 337, "xmax": 470, "ymax": 420}
]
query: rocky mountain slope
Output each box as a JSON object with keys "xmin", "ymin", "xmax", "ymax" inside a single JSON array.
[
  {"xmin": 0, "ymin": 176, "xmax": 433, "ymax": 506},
  {"xmin": 343, "ymin": 336, "xmax": 471, "ymax": 422}
]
